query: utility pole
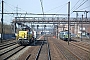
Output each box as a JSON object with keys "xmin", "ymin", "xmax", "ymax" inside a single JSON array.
[
  {"xmin": 73, "ymin": 18, "xmax": 75, "ymax": 34},
  {"xmin": 76, "ymin": 13, "xmax": 78, "ymax": 34},
  {"xmin": 1, "ymin": 0, "xmax": 4, "ymax": 43},
  {"xmin": 68, "ymin": 1, "xmax": 70, "ymax": 45},
  {"xmin": 85, "ymin": 11, "xmax": 88, "ymax": 19},
  {"xmin": 15, "ymin": 6, "xmax": 18, "ymax": 33},
  {"xmin": 81, "ymin": 15, "xmax": 83, "ymax": 41},
  {"xmin": 57, "ymin": 25, "xmax": 58, "ymax": 39},
  {"xmin": 44, "ymin": 25, "xmax": 46, "ymax": 40},
  {"xmin": 37, "ymin": 25, "xmax": 39, "ymax": 38}
]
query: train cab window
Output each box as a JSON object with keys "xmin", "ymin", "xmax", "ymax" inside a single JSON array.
[{"xmin": 22, "ymin": 28, "xmax": 27, "ymax": 31}]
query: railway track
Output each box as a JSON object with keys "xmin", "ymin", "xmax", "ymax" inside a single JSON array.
[
  {"xmin": 15, "ymin": 36, "xmax": 45, "ymax": 60},
  {"xmin": 16, "ymin": 40, "xmax": 43, "ymax": 60},
  {"xmin": 34, "ymin": 37, "xmax": 51, "ymax": 60},
  {"xmin": 50, "ymin": 38, "xmax": 82, "ymax": 60},
  {"xmin": 0, "ymin": 39, "xmax": 15, "ymax": 45},
  {"xmin": 49, "ymin": 39, "xmax": 65, "ymax": 60},
  {"xmin": 0, "ymin": 45, "xmax": 26, "ymax": 60},
  {"xmin": 25, "ymin": 53, "xmax": 31, "ymax": 60},
  {"xmin": 0, "ymin": 41, "xmax": 17, "ymax": 50},
  {"xmin": 2, "ymin": 35, "xmax": 88, "ymax": 60},
  {"xmin": 70, "ymin": 42, "xmax": 90, "ymax": 53},
  {"xmin": 18, "ymin": 40, "xmax": 43, "ymax": 60},
  {"xmin": 0, "ymin": 44, "xmax": 20, "ymax": 56},
  {"xmin": 0, "ymin": 40, "xmax": 16, "ymax": 46},
  {"xmin": 0, "ymin": 39, "xmax": 27, "ymax": 60}
]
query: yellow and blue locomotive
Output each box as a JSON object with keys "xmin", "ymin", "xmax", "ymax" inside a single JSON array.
[{"xmin": 16, "ymin": 27, "xmax": 34, "ymax": 45}]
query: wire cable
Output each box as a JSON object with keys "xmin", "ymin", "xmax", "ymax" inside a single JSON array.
[
  {"xmin": 3, "ymin": 8, "xmax": 15, "ymax": 17},
  {"xmin": 4, "ymin": 1, "xmax": 16, "ymax": 12},
  {"xmin": 53, "ymin": 4, "xmax": 67, "ymax": 17},
  {"xmin": 75, "ymin": 0, "xmax": 88, "ymax": 10},
  {"xmin": 79, "ymin": 5, "xmax": 90, "ymax": 10},
  {"xmin": 4, "ymin": 1, "xmax": 25, "ymax": 12},
  {"xmin": 70, "ymin": 0, "xmax": 88, "ymax": 14},
  {"xmin": 4, "ymin": 1, "xmax": 35, "ymax": 15},
  {"xmin": 55, "ymin": 4, "xmax": 67, "ymax": 13},
  {"xmin": 70, "ymin": 0, "xmax": 81, "ymax": 11},
  {"xmin": 45, "ymin": 3, "xmax": 67, "ymax": 13},
  {"xmin": 2, "ymin": 9, "xmax": 15, "ymax": 23}
]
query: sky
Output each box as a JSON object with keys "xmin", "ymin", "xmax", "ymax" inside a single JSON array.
[{"xmin": 0, "ymin": 0, "xmax": 90, "ymax": 24}]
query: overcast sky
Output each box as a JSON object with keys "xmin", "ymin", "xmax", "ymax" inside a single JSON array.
[{"xmin": 0, "ymin": 0, "xmax": 90, "ymax": 24}]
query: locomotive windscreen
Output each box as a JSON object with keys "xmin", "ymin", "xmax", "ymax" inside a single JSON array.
[{"xmin": 22, "ymin": 27, "xmax": 30, "ymax": 31}]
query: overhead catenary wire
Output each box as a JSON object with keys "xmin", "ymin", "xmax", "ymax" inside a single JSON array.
[
  {"xmin": 2, "ymin": 8, "xmax": 15, "ymax": 23},
  {"xmin": 0, "ymin": 1, "xmax": 16, "ymax": 23},
  {"xmin": 70, "ymin": 0, "xmax": 88, "ymax": 14},
  {"xmin": 1, "ymin": 1, "xmax": 37, "ymax": 23},
  {"xmin": 1, "ymin": 0, "xmax": 12, "ymax": 24},
  {"xmin": 75, "ymin": 0, "xmax": 88, "ymax": 10},
  {"xmin": 4, "ymin": 1, "xmax": 16, "ymax": 12},
  {"xmin": 1, "ymin": 1, "xmax": 68, "ymax": 16},
  {"xmin": 70, "ymin": 0, "xmax": 84, "ymax": 14},
  {"xmin": 45, "ymin": 3, "xmax": 67, "ymax": 13},
  {"xmin": 70, "ymin": 0, "xmax": 81, "ymax": 11},
  {"xmin": 53, "ymin": 3, "xmax": 67, "ymax": 17},
  {"xmin": 79, "ymin": 5, "xmax": 90, "ymax": 10},
  {"xmin": 1, "ymin": 7, "xmax": 15, "ymax": 17},
  {"xmin": 4, "ymin": 1, "xmax": 25, "ymax": 12},
  {"xmin": 43, "ymin": 2, "xmax": 67, "ymax": 18},
  {"xmin": 0, "ymin": 1, "xmax": 21, "ymax": 19},
  {"xmin": 55, "ymin": 4, "xmax": 67, "ymax": 14},
  {"xmin": 3, "ymin": 1, "xmax": 35, "ymax": 15}
]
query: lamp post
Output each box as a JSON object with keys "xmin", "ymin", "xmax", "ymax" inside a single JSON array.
[{"xmin": 1, "ymin": 0, "xmax": 4, "ymax": 43}]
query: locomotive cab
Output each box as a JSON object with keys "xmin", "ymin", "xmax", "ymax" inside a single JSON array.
[{"xmin": 16, "ymin": 27, "xmax": 34, "ymax": 45}]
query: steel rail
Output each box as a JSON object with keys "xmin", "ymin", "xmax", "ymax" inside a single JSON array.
[
  {"xmin": 35, "ymin": 41, "xmax": 43, "ymax": 60},
  {"xmin": 0, "ymin": 45, "xmax": 20, "ymax": 56},
  {"xmin": 0, "ymin": 39, "xmax": 15, "ymax": 45},
  {"xmin": 50, "ymin": 38, "xmax": 69, "ymax": 60},
  {"xmin": 60, "ymin": 43, "xmax": 82, "ymax": 60},
  {"xmin": 70, "ymin": 42, "xmax": 90, "ymax": 53},
  {"xmin": 0, "ymin": 42, "xmax": 16, "ymax": 50},
  {"xmin": 0, "ymin": 41, "xmax": 16, "ymax": 47},
  {"xmin": 47, "ymin": 38, "xmax": 51, "ymax": 60},
  {"xmin": 25, "ymin": 53, "xmax": 31, "ymax": 60},
  {"xmin": 51, "ymin": 38, "xmax": 82, "ymax": 60},
  {"xmin": 3, "ymin": 46, "xmax": 26, "ymax": 60},
  {"xmin": 58, "ymin": 39, "xmax": 82, "ymax": 60}
]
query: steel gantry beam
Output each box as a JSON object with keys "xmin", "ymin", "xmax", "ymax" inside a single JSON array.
[
  {"xmin": 73, "ymin": 10, "xmax": 90, "ymax": 12},
  {"xmin": 0, "ymin": 13, "xmax": 67, "ymax": 15},
  {"xmin": 12, "ymin": 17, "xmax": 90, "ymax": 24},
  {"xmin": 73, "ymin": 10, "xmax": 90, "ymax": 19}
]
